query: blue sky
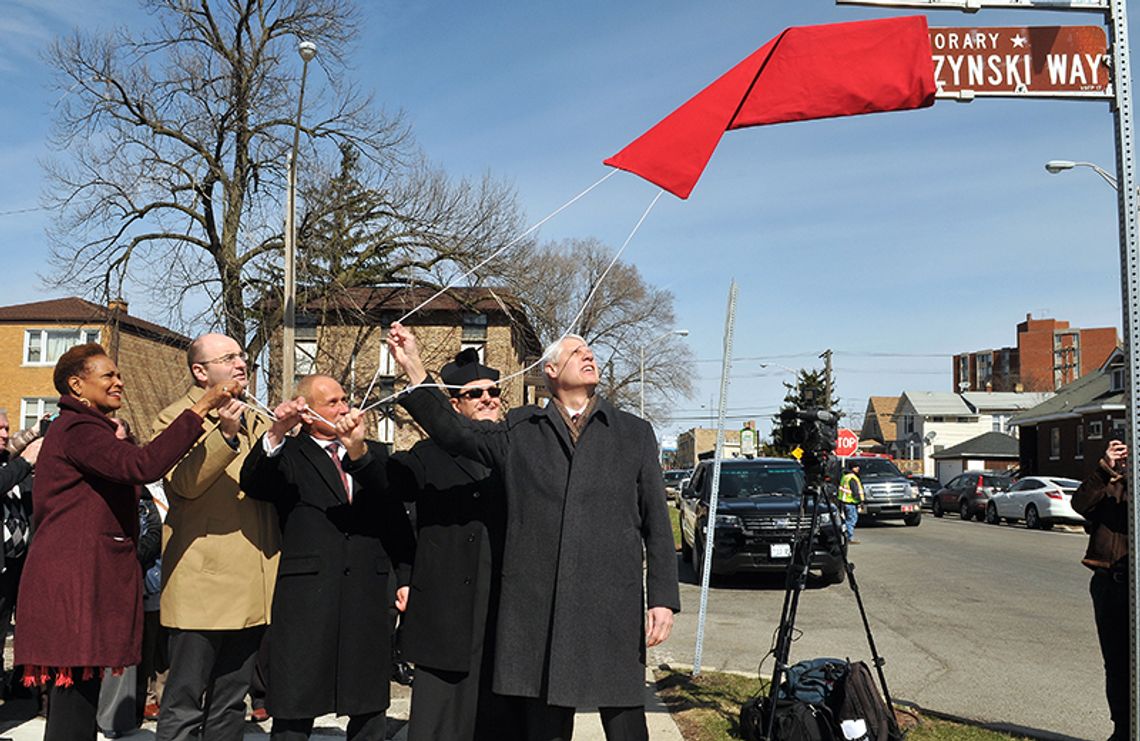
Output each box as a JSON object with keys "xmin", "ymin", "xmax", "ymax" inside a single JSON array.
[{"xmin": 0, "ymin": 1, "xmax": 1132, "ymax": 441}]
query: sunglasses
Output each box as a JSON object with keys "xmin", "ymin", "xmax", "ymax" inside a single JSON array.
[{"xmin": 457, "ymin": 386, "xmax": 502, "ymax": 400}]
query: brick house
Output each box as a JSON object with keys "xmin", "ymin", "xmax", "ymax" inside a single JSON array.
[
  {"xmin": 1009, "ymin": 347, "xmax": 1125, "ymax": 480},
  {"xmin": 953, "ymin": 314, "xmax": 1118, "ymax": 393},
  {"xmin": 0, "ymin": 297, "xmax": 190, "ymax": 436},
  {"xmin": 266, "ymin": 286, "xmax": 543, "ymax": 451},
  {"xmin": 675, "ymin": 427, "xmax": 741, "ymax": 469}
]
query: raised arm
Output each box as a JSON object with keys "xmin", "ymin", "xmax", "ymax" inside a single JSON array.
[
  {"xmin": 388, "ymin": 322, "xmax": 508, "ymax": 469},
  {"xmin": 71, "ymin": 409, "xmax": 205, "ymax": 486}
]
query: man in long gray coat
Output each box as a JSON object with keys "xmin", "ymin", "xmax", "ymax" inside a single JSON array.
[{"xmin": 387, "ymin": 322, "xmax": 680, "ymax": 741}]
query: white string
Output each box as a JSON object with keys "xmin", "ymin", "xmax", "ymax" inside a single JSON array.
[
  {"xmin": 359, "ymin": 189, "xmax": 666, "ymax": 413},
  {"xmin": 357, "ymin": 170, "xmax": 617, "ymax": 407},
  {"xmin": 239, "ymin": 394, "xmax": 338, "ymax": 430}
]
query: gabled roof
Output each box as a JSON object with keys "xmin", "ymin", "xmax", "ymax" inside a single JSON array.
[
  {"xmin": 900, "ymin": 391, "xmax": 973, "ymax": 416},
  {"xmin": 931, "ymin": 431, "xmax": 1020, "ymax": 460},
  {"xmin": 861, "ymin": 396, "xmax": 899, "ymax": 442},
  {"xmin": 961, "ymin": 391, "xmax": 1053, "ymax": 413},
  {"xmin": 1010, "ymin": 369, "xmax": 1120, "ymax": 426},
  {"xmin": 0, "ymin": 297, "xmax": 189, "ymax": 347}
]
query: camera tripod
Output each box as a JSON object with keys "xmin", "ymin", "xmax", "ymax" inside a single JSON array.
[{"xmin": 761, "ymin": 481, "xmax": 898, "ymax": 740}]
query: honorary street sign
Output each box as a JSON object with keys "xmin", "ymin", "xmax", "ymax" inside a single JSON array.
[
  {"xmin": 838, "ymin": 0, "xmax": 1107, "ymax": 10},
  {"xmin": 930, "ymin": 26, "xmax": 1109, "ymax": 98}
]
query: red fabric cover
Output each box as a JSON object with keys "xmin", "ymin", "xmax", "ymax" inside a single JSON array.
[{"xmin": 604, "ymin": 16, "xmax": 937, "ymax": 199}]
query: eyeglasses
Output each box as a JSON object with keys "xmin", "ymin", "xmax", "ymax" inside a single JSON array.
[
  {"xmin": 457, "ymin": 386, "xmax": 501, "ymax": 400},
  {"xmin": 197, "ymin": 351, "xmax": 248, "ymax": 366}
]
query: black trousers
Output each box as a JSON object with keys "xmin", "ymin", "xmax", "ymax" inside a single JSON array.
[
  {"xmin": 271, "ymin": 711, "xmax": 386, "ymax": 740},
  {"xmin": 0, "ymin": 556, "xmax": 24, "ymax": 682},
  {"xmin": 45, "ymin": 675, "xmax": 101, "ymax": 741},
  {"xmin": 1091, "ymin": 569, "xmax": 1129, "ymax": 741},
  {"xmin": 522, "ymin": 699, "xmax": 647, "ymax": 741},
  {"xmin": 156, "ymin": 625, "xmax": 264, "ymax": 741}
]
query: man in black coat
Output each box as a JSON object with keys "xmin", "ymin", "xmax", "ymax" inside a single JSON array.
[
  {"xmin": 389, "ymin": 350, "xmax": 520, "ymax": 741},
  {"xmin": 387, "ymin": 323, "xmax": 680, "ymax": 741},
  {"xmin": 240, "ymin": 375, "xmax": 415, "ymax": 741}
]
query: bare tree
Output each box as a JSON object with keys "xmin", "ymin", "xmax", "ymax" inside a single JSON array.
[
  {"xmin": 43, "ymin": 0, "xmax": 523, "ymax": 362},
  {"xmin": 497, "ymin": 238, "xmax": 693, "ymax": 425}
]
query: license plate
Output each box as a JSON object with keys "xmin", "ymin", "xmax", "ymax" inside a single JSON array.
[{"xmin": 770, "ymin": 543, "xmax": 792, "ymax": 559}]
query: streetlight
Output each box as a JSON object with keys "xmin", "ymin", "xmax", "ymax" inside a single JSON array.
[
  {"xmin": 282, "ymin": 39, "xmax": 318, "ymax": 400},
  {"xmin": 639, "ymin": 329, "xmax": 689, "ymax": 418},
  {"xmin": 1044, "ymin": 159, "xmax": 1120, "ymax": 191}
]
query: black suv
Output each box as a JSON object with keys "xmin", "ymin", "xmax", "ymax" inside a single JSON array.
[{"xmin": 679, "ymin": 458, "xmax": 845, "ymax": 584}]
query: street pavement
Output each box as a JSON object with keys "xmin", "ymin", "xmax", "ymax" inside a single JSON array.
[
  {"xmin": 649, "ymin": 513, "xmax": 1109, "ymax": 740},
  {"xmin": 0, "ymin": 666, "xmax": 682, "ymax": 739}
]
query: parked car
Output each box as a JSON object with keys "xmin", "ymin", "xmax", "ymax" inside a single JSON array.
[
  {"xmin": 931, "ymin": 471, "xmax": 1014, "ymax": 521},
  {"xmin": 907, "ymin": 475, "xmax": 942, "ymax": 510},
  {"xmin": 663, "ymin": 469, "xmax": 691, "ymax": 505},
  {"xmin": 679, "ymin": 458, "xmax": 845, "ymax": 583},
  {"xmin": 986, "ymin": 475, "xmax": 1085, "ymax": 530},
  {"xmin": 830, "ymin": 456, "xmax": 922, "ymax": 526}
]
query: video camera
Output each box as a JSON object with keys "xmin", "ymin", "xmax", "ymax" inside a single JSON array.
[{"xmin": 777, "ymin": 407, "xmax": 838, "ymax": 486}]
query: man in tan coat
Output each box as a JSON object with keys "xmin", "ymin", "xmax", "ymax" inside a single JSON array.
[{"xmin": 152, "ymin": 333, "xmax": 281, "ymax": 741}]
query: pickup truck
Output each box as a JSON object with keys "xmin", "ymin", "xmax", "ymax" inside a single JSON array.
[
  {"xmin": 834, "ymin": 456, "xmax": 922, "ymax": 526},
  {"xmin": 679, "ymin": 458, "xmax": 845, "ymax": 584}
]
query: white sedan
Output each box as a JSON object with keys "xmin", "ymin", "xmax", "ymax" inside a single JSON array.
[{"xmin": 985, "ymin": 476, "xmax": 1085, "ymax": 530}]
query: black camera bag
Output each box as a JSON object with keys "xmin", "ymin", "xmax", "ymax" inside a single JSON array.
[
  {"xmin": 740, "ymin": 695, "xmax": 837, "ymax": 741},
  {"xmin": 831, "ymin": 661, "xmax": 904, "ymax": 740}
]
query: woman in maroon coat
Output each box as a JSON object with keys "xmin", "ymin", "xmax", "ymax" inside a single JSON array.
[{"xmin": 14, "ymin": 343, "xmax": 235, "ymax": 741}]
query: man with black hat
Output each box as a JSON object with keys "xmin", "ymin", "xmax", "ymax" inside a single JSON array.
[
  {"xmin": 386, "ymin": 324, "xmax": 679, "ymax": 741},
  {"xmin": 389, "ymin": 349, "xmax": 520, "ymax": 741}
]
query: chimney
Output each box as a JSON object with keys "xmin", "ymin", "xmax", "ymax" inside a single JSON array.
[{"xmin": 108, "ymin": 297, "xmax": 129, "ymax": 315}]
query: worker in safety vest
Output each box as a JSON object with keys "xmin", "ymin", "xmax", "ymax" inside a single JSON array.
[{"xmin": 837, "ymin": 463, "xmax": 864, "ymax": 544}]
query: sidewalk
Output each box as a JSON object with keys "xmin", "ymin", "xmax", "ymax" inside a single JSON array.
[{"xmin": 0, "ymin": 667, "xmax": 684, "ymax": 740}]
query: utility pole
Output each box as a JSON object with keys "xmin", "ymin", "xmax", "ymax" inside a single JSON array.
[{"xmin": 820, "ymin": 349, "xmax": 834, "ymax": 410}]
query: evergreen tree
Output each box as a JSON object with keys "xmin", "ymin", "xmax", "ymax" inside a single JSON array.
[{"xmin": 767, "ymin": 368, "xmax": 841, "ymax": 456}]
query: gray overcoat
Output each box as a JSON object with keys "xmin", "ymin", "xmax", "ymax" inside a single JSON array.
[{"xmin": 401, "ymin": 383, "xmax": 680, "ymax": 708}]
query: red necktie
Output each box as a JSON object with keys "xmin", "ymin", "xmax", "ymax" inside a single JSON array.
[{"xmin": 326, "ymin": 442, "xmax": 352, "ymax": 503}]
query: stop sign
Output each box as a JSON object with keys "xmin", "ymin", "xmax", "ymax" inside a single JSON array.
[{"xmin": 835, "ymin": 428, "xmax": 859, "ymax": 457}]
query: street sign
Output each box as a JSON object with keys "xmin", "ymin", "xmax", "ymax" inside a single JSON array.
[
  {"xmin": 740, "ymin": 427, "xmax": 757, "ymax": 457},
  {"xmin": 930, "ymin": 26, "xmax": 1109, "ymax": 98},
  {"xmin": 835, "ymin": 428, "xmax": 859, "ymax": 457},
  {"xmin": 838, "ymin": 0, "xmax": 1107, "ymax": 11}
]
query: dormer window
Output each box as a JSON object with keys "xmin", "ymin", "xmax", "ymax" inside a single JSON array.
[{"xmin": 1111, "ymin": 367, "xmax": 1125, "ymax": 393}]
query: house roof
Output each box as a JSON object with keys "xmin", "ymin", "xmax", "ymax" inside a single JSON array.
[
  {"xmin": 296, "ymin": 285, "xmax": 543, "ymax": 356},
  {"xmin": 0, "ymin": 297, "xmax": 189, "ymax": 347},
  {"xmin": 931, "ymin": 431, "xmax": 1020, "ymax": 460},
  {"xmin": 861, "ymin": 396, "xmax": 899, "ymax": 441},
  {"xmin": 901, "ymin": 391, "xmax": 973, "ymax": 416},
  {"xmin": 961, "ymin": 391, "xmax": 1053, "ymax": 412},
  {"xmin": 1009, "ymin": 365, "xmax": 1121, "ymax": 426}
]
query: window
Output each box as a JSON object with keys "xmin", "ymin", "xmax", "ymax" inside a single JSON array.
[
  {"xmin": 977, "ymin": 352, "xmax": 993, "ymax": 386},
  {"xmin": 1111, "ymin": 367, "xmax": 1125, "ymax": 393},
  {"xmin": 1113, "ymin": 418, "xmax": 1126, "ymax": 438},
  {"xmin": 461, "ymin": 313, "xmax": 488, "ymax": 341},
  {"xmin": 24, "ymin": 329, "xmax": 100, "ymax": 365},
  {"xmin": 295, "ymin": 326, "xmax": 318, "ymax": 378},
  {"xmin": 1088, "ymin": 421, "xmax": 1104, "ymax": 439},
  {"xmin": 931, "ymin": 416, "xmax": 945, "ymax": 423},
  {"xmin": 1076, "ymin": 424, "xmax": 1084, "ymax": 459},
  {"xmin": 957, "ymin": 355, "xmax": 969, "ymax": 387},
  {"xmin": 902, "ymin": 414, "xmax": 915, "ymax": 436},
  {"xmin": 1050, "ymin": 428, "xmax": 1061, "ymax": 459},
  {"xmin": 20, "ymin": 398, "xmax": 58, "ymax": 432}
]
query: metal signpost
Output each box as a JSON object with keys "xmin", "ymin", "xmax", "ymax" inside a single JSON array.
[
  {"xmin": 838, "ymin": 0, "xmax": 1137, "ymax": 734},
  {"xmin": 692, "ymin": 280, "xmax": 739, "ymax": 677}
]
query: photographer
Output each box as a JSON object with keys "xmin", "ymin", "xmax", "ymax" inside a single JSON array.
[{"xmin": 1073, "ymin": 438, "xmax": 1129, "ymax": 741}]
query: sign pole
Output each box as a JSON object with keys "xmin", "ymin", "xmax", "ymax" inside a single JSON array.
[
  {"xmin": 692, "ymin": 280, "xmax": 738, "ymax": 677},
  {"xmin": 1104, "ymin": 2, "xmax": 1140, "ymax": 736}
]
